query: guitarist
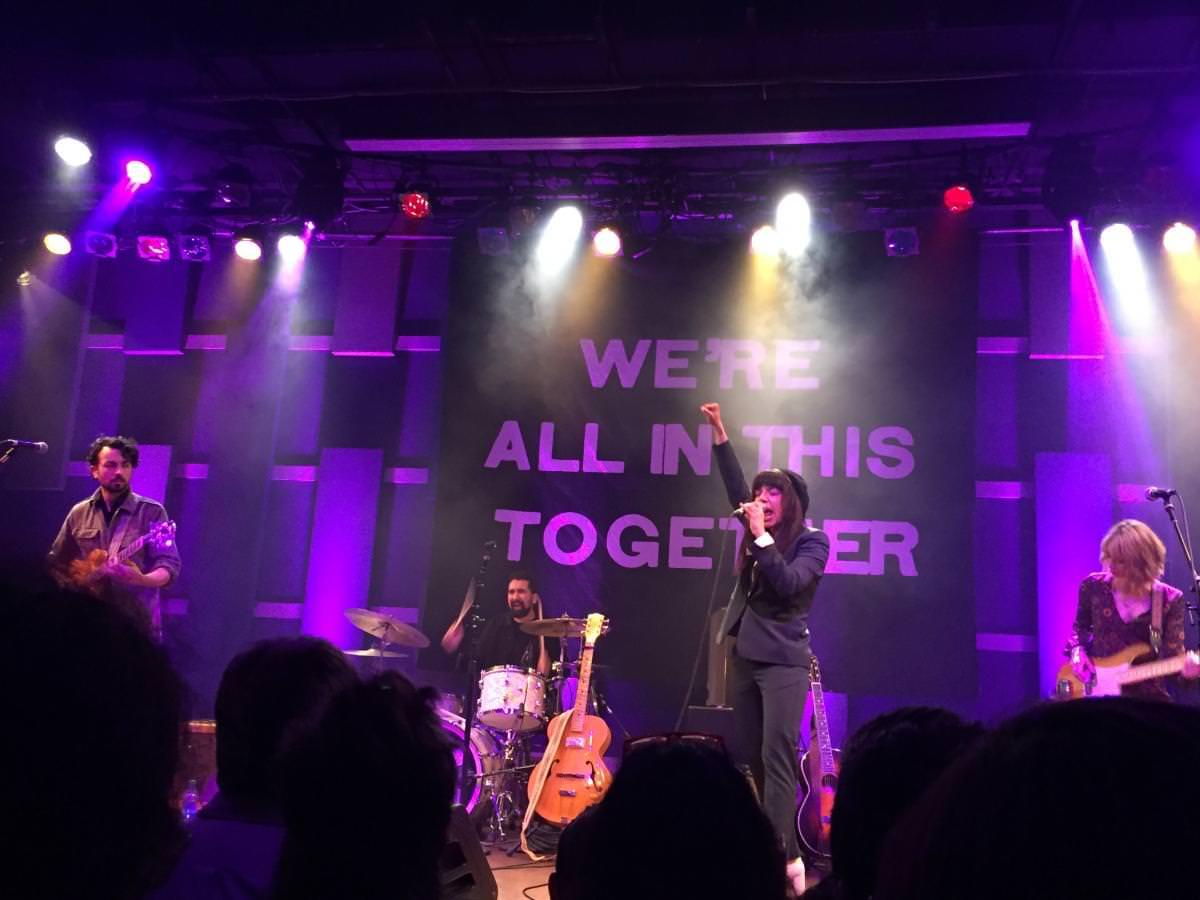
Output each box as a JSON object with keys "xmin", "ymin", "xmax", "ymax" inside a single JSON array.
[
  {"xmin": 1068, "ymin": 519, "xmax": 1199, "ymax": 700},
  {"xmin": 48, "ymin": 435, "xmax": 181, "ymax": 640},
  {"xmin": 700, "ymin": 402, "xmax": 830, "ymax": 888}
]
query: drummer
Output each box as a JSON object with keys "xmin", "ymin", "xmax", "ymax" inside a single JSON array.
[{"xmin": 441, "ymin": 571, "xmax": 554, "ymax": 676}]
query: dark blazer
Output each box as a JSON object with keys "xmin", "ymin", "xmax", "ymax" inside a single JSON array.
[{"xmin": 714, "ymin": 441, "xmax": 830, "ymax": 666}]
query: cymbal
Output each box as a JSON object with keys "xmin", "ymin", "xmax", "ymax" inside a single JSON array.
[
  {"xmin": 344, "ymin": 648, "xmax": 408, "ymax": 658},
  {"xmin": 344, "ymin": 608, "xmax": 430, "ymax": 648},
  {"xmin": 519, "ymin": 617, "xmax": 609, "ymax": 638}
]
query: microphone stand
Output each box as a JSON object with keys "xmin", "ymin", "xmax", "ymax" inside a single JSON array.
[
  {"xmin": 459, "ymin": 546, "xmax": 493, "ymax": 806},
  {"xmin": 1155, "ymin": 495, "xmax": 1200, "ymax": 647}
]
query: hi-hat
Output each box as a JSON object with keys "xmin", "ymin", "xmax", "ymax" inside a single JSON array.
[
  {"xmin": 345, "ymin": 608, "xmax": 430, "ymax": 648},
  {"xmin": 520, "ymin": 616, "xmax": 609, "ymax": 638},
  {"xmin": 344, "ymin": 648, "xmax": 408, "ymax": 658}
]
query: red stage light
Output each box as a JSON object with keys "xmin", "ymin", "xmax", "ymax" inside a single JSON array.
[
  {"xmin": 401, "ymin": 192, "xmax": 431, "ymax": 219},
  {"xmin": 943, "ymin": 184, "xmax": 974, "ymax": 214}
]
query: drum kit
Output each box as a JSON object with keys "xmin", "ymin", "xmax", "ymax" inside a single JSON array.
[{"xmin": 343, "ymin": 607, "xmax": 607, "ymax": 841}]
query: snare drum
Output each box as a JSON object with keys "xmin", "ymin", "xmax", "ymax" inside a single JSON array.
[
  {"xmin": 436, "ymin": 708, "xmax": 501, "ymax": 811},
  {"xmin": 477, "ymin": 665, "xmax": 546, "ymax": 732}
]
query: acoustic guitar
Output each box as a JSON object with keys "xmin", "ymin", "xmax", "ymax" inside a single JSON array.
[
  {"xmin": 67, "ymin": 520, "xmax": 177, "ymax": 592},
  {"xmin": 1056, "ymin": 642, "xmax": 1200, "ymax": 698},
  {"xmin": 796, "ymin": 654, "xmax": 841, "ymax": 862},
  {"xmin": 521, "ymin": 612, "xmax": 611, "ymax": 857}
]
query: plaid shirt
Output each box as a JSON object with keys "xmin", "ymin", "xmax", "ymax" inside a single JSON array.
[{"xmin": 48, "ymin": 489, "xmax": 182, "ymax": 639}]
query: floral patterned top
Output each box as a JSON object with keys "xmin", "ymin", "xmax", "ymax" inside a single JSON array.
[{"xmin": 1070, "ymin": 573, "xmax": 1185, "ymax": 700}]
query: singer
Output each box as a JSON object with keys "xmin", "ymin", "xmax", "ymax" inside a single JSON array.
[
  {"xmin": 47, "ymin": 435, "xmax": 181, "ymax": 640},
  {"xmin": 441, "ymin": 570, "xmax": 553, "ymax": 675},
  {"xmin": 700, "ymin": 402, "xmax": 829, "ymax": 879},
  {"xmin": 1067, "ymin": 519, "xmax": 1200, "ymax": 700}
]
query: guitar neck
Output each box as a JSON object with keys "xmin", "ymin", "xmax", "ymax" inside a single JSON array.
[
  {"xmin": 571, "ymin": 644, "xmax": 595, "ymax": 732},
  {"xmin": 811, "ymin": 681, "xmax": 834, "ymax": 772},
  {"xmin": 115, "ymin": 530, "xmax": 152, "ymax": 564},
  {"xmin": 1116, "ymin": 654, "xmax": 1187, "ymax": 685}
]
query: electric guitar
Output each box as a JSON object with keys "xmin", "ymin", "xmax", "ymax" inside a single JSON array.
[
  {"xmin": 796, "ymin": 654, "xmax": 841, "ymax": 862},
  {"xmin": 1056, "ymin": 642, "xmax": 1200, "ymax": 698},
  {"xmin": 67, "ymin": 520, "xmax": 177, "ymax": 592},
  {"xmin": 522, "ymin": 612, "xmax": 611, "ymax": 858}
]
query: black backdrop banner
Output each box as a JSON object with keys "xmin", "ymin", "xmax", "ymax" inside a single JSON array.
[{"xmin": 426, "ymin": 230, "xmax": 977, "ymax": 729}]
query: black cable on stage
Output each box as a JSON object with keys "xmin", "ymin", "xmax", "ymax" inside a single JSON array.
[{"xmin": 672, "ymin": 524, "xmax": 733, "ymax": 732}]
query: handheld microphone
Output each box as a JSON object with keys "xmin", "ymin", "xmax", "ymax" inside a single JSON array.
[
  {"xmin": 1145, "ymin": 486, "xmax": 1177, "ymax": 501},
  {"xmin": 1, "ymin": 439, "xmax": 48, "ymax": 454}
]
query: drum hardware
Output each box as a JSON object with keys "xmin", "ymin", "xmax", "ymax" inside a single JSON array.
[
  {"xmin": 342, "ymin": 648, "xmax": 407, "ymax": 658},
  {"xmin": 345, "ymin": 607, "xmax": 430, "ymax": 648},
  {"xmin": 519, "ymin": 616, "xmax": 611, "ymax": 639}
]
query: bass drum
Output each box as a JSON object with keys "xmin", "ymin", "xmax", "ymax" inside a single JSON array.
[{"xmin": 436, "ymin": 708, "xmax": 501, "ymax": 812}]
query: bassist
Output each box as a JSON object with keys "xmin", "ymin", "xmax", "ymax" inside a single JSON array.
[{"xmin": 48, "ymin": 435, "xmax": 181, "ymax": 640}]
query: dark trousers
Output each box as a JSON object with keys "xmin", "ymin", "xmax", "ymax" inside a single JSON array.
[{"xmin": 729, "ymin": 650, "xmax": 809, "ymax": 860}]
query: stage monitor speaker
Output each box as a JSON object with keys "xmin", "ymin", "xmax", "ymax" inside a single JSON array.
[{"xmin": 439, "ymin": 803, "xmax": 497, "ymax": 900}]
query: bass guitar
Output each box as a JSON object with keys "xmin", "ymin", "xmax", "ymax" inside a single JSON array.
[
  {"xmin": 67, "ymin": 520, "xmax": 177, "ymax": 592},
  {"xmin": 522, "ymin": 612, "xmax": 611, "ymax": 858},
  {"xmin": 796, "ymin": 654, "xmax": 841, "ymax": 863},
  {"xmin": 1056, "ymin": 642, "xmax": 1200, "ymax": 698}
]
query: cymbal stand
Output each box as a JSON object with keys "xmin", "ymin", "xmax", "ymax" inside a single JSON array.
[{"xmin": 459, "ymin": 543, "xmax": 494, "ymax": 806}]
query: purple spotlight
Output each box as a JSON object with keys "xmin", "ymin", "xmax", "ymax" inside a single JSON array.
[
  {"xmin": 125, "ymin": 160, "xmax": 153, "ymax": 186},
  {"xmin": 1069, "ymin": 218, "xmax": 1081, "ymax": 233}
]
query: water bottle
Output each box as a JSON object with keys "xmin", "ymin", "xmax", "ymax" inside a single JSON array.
[{"xmin": 181, "ymin": 778, "xmax": 199, "ymax": 824}]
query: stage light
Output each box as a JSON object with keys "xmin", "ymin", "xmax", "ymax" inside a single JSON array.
[
  {"xmin": 16, "ymin": 270, "xmax": 32, "ymax": 286},
  {"xmin": 884, "ymin": 227, "xmax": 919, "ymax": 257},
  {"xmin": 136, "ymin": 235, "xmax": 171, "ymax": 262},
  {"xmin": 1100, "ymin": 223, "xmax": 1154, "ymax": 330},
  {"xmin": 277, "ymin": 232, "xmax": 307, "ymax": 262},
  {"xmin": 177, "ymin": 233, "xmax": 211, "ymax": 262},
  {"xmin": 401, "ymin": 191, "xmax": 431, "ymax": 219},
  {"xmin": 1163, "ymin": 222, "xmax": 1196, "ymax": 255},
  {"xmin": 125, "ymin": 160, "xmax": 153, "ymax": 186},
  {"xmin": 750, "ymin": 225, "xmax": 780, "ymax": 257},
  {"xmin": 775, "ymin": 193, "xmax": 812, "ymax": 256},
  {"xmin": 43, "ymin": 232, "xmax": 72, "ymax": 255},
  {"xmin": 54, "ymin": 136, "xmax": 92, "ymax": 167},
  {"xmin": 592, "ymin": 226, "xmax": 622, "ymax": 257},
  {"xmin": 943, "ymin": 183, "xmax": 975, "ymax": 214},
  {"xmin": 535, "ymin": 206, "xmax": 583, "ymax": 274},
  {"xmin": 1099, "ymin": 223, "xmax": 1134, "ymax": 253},
  {"xmin": 234, "ymin": 236, "xmax": 263, "ymax": 261},
  {"xmin": 84, "ymin": 231, "xmax": 118, "ymax": 258}
]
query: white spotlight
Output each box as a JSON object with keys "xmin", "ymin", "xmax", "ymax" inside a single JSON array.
[
  {"xmin": 1099, "ymin": 223, "xmax": 1154, "ymax": 331},
  {"xmin": 1099, "ymin": 223, "xmax": 1134, "ymax": 253},
  {"xmin": 535, "ymin": 206, "xmax": 583, "ymax": 275},
  {"xmin": 1163, "ymin": 222, "xmax": 1196, "ymax": 255},
  {"xmin": 750, "ymin": 225, "xmax": 780, "ymax": 257},
  {"xmin": 775, "ymin": 192, "xmax": 812, "ymax": 256},
  {"xmin": 277, "ymin": 233, "xmax": 307, "ymax": 263},
  {"xmin": 54, "ymin": 136, "xmax": 92, "ymax": 167}
]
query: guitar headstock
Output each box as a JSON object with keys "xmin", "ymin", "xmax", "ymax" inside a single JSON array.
[
  {"xmin": 149, "ymin": 520, "xmax": 177, "ymax": 550},
  {"xmin": 809, "ymin": 654, "xmax": 822, "ymax": 683},
  {"xmin": 583, "ymin": 612, "xmax": 607, "ymax": 648}
]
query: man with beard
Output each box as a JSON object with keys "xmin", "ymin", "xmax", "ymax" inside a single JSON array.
[
  {"xmin": 48, "ymin": 435, "xmax": 181, "ymax": 640},
  {"xmin": 442, "ymin": 571, "xmax": 551, "ymax": 675}
]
